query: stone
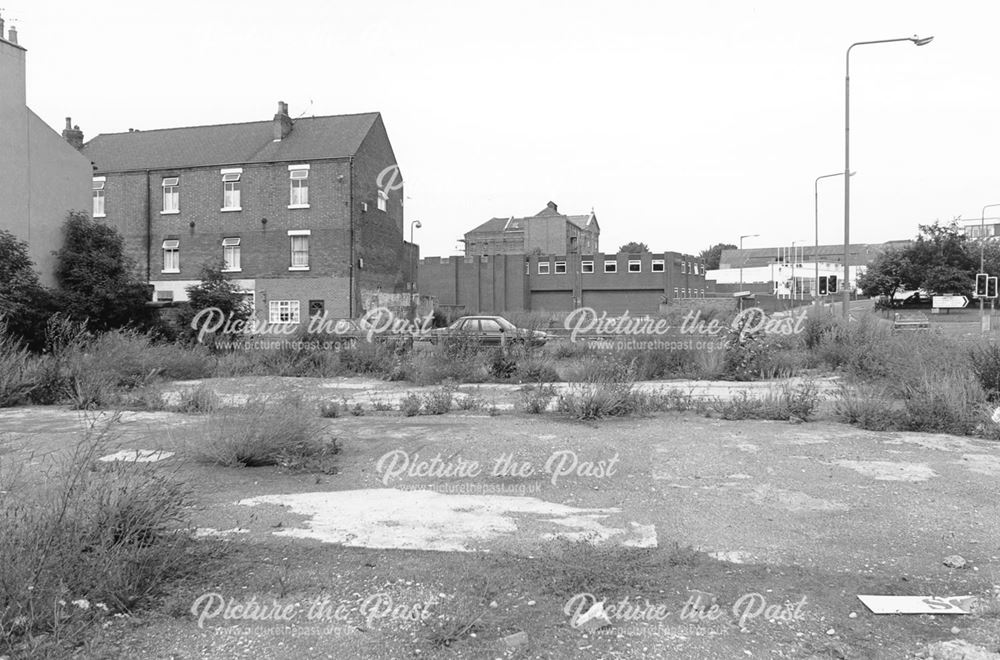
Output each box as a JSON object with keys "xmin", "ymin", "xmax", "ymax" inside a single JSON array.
[
  {"xmin": 501, "ymin": 631, "xmax": 529, "ymax": 649},
  {"xmin": 943, "ymin": 555, "xmax": 968, "ymax": 569},
  {"xmin": 687, "ymin": 589, "xmax": 717, "ymax": 611},
  {"xmin": 574, "ymin": 601, "xmax": 612, "ymax": 632}
]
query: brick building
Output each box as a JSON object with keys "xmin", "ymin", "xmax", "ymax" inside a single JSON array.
[
  {"xmin": 0, "ymin": 17, "xmax": 91, "ymax": 285},
  {"xmin": 419, "ymin": 250, "xmax": 707, "ymax": 315},
  {"xmin": 81, "ymin": 103, "xmax": 413, "ymax": 324},
  {"xmin": 463, "ymin": 201, "xmax": 599, "ymax": 256}
]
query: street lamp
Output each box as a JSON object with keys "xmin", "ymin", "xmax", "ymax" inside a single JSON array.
[
  {"xmin": 409, "ymin": 220, "xmax": 422, "ymax": 310},
  {"xmin": 844, "ymin": 35, "xmax": 933, "ymax": 317},
  {"xmin": 981, "ymin": 204, "xmax": 1000, "ymax": 330},
  {"xmin": 815, "ymin": 171, "xmax": 854, "ymax": 306},
  {"xmin": 738, "ymin": 233, "xmax": 759, "ymax": 308}
]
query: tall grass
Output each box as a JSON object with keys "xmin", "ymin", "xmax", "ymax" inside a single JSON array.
[{"xmin": 0, "ymin": 415, "xmax": 194, "ymax": 653}]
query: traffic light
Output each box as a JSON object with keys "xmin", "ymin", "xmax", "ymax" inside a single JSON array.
[
  {"xmin": 989, "ymin": 276, "xmax": 998, "ymax": 299},
  {"xmin": 818, "ymin": 276, "xmax": 828, "ymax": 296},
  {"xmin": 976, "ymin": 273, "xmax": 988, "ymax": 297},
  {"xmin": 828, "ymin": 275, "xmax": 838, "ymax": 294}
]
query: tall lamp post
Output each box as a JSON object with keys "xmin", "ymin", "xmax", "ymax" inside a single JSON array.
[
  {"xmin": 981, "ymin": 204, "xmax": 1000, "ymax": 330},
  {"xmin": 738, "ymin": 233, "xmax": 759, "ymax": 309},
  {"xmin": 409, "ymin": 220, "xmax": 422, "ymax": 311},
  {"xmin": 815, "ymin": 171, "xmax": 853, "ymax": 307},
  {"xmin": 844, "ymin": 35, "xmax": 933, "ymax": 317}
]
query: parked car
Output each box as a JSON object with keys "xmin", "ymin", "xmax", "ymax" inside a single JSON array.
[
  {"xmin": 423, "ymin": 315, "xmax": 547, "ymax": 347},
  {"xmin": 316, "ymin": 318, "xmax": 410, "ymax": 348}
]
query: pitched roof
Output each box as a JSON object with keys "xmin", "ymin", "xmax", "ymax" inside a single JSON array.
[
  {"xmin": 82, "ymin": 112, "xmax": 381, "ymax": 172},
  {"xmin": 466, "ymin": 217, "xmax": 511, "ymax": 235},
  {"xmin": 466, "ymin": 203, "xmax": 598, "ymax": 237}
]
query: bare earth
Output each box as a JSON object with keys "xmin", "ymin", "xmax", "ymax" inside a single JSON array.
[{"xmin": 2, "ymin": 377, "xmax": 999, "ymax": 659}]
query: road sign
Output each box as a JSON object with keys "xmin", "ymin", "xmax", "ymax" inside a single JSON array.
[{"xmin": 932, "ymin": 295, "xmax": 969, "ymax": 309}]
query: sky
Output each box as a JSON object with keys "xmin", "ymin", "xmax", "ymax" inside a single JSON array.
[{"xmin": 7, "ymin": 0, "xmax": 1000, "ymax": 258}]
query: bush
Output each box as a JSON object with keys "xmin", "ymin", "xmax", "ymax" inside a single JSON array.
[
  {"xmin": 557, "ymin": 361, "xmax": 660, "ymax": 420},
  {"xmin": 712, "ymin": 381, "xmax": 820, "ymax": 421},
  {"xmin": 0, "ymin": 417, "xmax": 194, "ymax": 652},
  {"xmin": 422, "ymin": 387, "xmax": 454, "ymax": 415},
  {"xmin": 520, "ymin": 384, "xmax": 557, "ymax": 414},
  {"xmin": 188, "ymin": 396, "xmax": 337, "ymax": 471},
  {"xmin": 0, "ymin": 331, "xmax": 37, "ymax": 407},
  {"xmin": 832, "ymin": 383, "xmax": 903, "ymax": 431},
  {"xmin": 400, "ymin": 393, "xmax": 422, "ymax": 417},
  {"xmin": 174, "ymin": 385, "xmax": 221, "ymax": 414},
  {"xmin": 900, "ymin": 371, "xmax": 985, "ymax": 435},
  {"xmin": 969, "ymin": 341, "xmax": 1000, "ymax": 401}
]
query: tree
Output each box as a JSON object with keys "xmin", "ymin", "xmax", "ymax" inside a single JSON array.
[
  {"xmin": 177, "ymin": 261, "xmax": 253, "ymax": 344},
  {"xmin": 618, "ymin": 242, "xmax": 650, "ymax": 254},
  {"xmin": 698, "ymin": 243, "xmax": 737, "ymax": 270},
  {"xmin": 0, "ymin": 230, "xmax": 56, "ymax": 350},
  {"xmin": 857, "ymin": 221, "xmax": 976, "ymax": 298},
  {"xmin": 53, "ymin": 211, "xmax": 154, "ymax": 332}
]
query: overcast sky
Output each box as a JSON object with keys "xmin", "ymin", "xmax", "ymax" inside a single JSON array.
[{"xmin": 8, "ymin": 1, "xmax": 999, "ymax": 258}]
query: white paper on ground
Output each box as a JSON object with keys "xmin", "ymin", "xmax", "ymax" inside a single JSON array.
[{"xmin": 857, "ymin": 595, "xmax": 972, "ymax": 614}]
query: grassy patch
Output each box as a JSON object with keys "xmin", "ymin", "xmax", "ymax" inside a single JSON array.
[
  {"xmin": 712, "ymin": 381, "xmax": 820, "ymax": 421},
  {"xmin": 188, "ymin": 396, "xmax": 338, "ymax": 472},
  {"xmin": 0, "ymin": 416, "xmax": 194, "ymax": 654}
]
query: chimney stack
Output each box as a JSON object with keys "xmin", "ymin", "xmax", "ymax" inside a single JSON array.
[
  {"xmin": 0, "ymin": 15, "xmax": 5, "ymax": 39},
  {"xmin": 546, "ymin": 201, "xmax": 558, "ymax": 213},
  {"xmin": 62, "ymin": 117, "xmax": 84, "ymax": 150},
  {"xmin": 7, "ymin": 24, "xmax": 17, "ymax": 45},
  {"xmin": 273, "ymin": 101, "xmax": 293, "ymax": 140}
]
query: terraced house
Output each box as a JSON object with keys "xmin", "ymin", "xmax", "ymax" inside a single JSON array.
[{"xmin": 81, "ymin": 102, "xmax": 413, "ymax": 323}]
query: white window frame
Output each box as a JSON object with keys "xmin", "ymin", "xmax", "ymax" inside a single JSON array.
[
  {"xmin": 221, "ymin": 169, "xmax": 242, "ymax": 211},
  {"xmin": 581, "ymin": 260, "xmax": 594, "ymax": 273},
  {"xmin": 680, "ymin": 260, "xmax": 687, "ymax": 274},
  {"xmin": 268, "ymin": 300, "xmax": 301, "ymax": 324},
  {"xmin": 288, "ymin": 229, "xmax": 310, "ymax": 270},
  {"xmin": 673, "ymin": 287, "xmax": 678, "ymax": 298},
  {"xmin": 525, "ymin": 260, "xmax": 530, "ymax": 275},
  {"xmin": 628, "ymin": 260, "xmax": 641, "ymax": 273},
  {"xmin": 377, "ymin": 189, "xmax": 388, "ymax": 212},
  {"xmin": 222, "ymin": 237, "xmax": 241, "ymax": 272},
  {"xmin": 604, "ymin": 260, "xmax": 617, "ymax": 273},
  {"xmin": 161, "ymin": 239, "xmax": 179, "ymax": 273},
  {"xmin": 92, "ymin": 178, "xmax": 106, "ymax": 218},
  {"xmin": 288, "ymin": 165, "xmax": 309, "ymax": 208},
  {"xmin": 651, "ymin": 259, "xmax": 665, "ymax": 272},
  {"xmin": 537, "ymin": 262, "xmax": 550, "ymax": 275},
  {"xmin": 161, "ymin": 177, "xmax": 179, "ymax": 214},
  {"xmin": 554, "ymin": 261, "xmax": 566, "ymax": 274}
]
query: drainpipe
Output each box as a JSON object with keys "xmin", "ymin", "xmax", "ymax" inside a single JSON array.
[
  {"xmin": 348, "ymin": 157, "xmax": 355, "ymax": 317},
  {"xmin": 145, "ymin": 170, "xmax": 151, "ymax": 283}
]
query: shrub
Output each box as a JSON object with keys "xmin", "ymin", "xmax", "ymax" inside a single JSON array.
[
  {"xmin": 422, "ymin": 387, "xmax": 454, "ymax": 415},
  {"xmin": 969, "ymin": 341, "xmax": 1000, "ymax": 401},
  {"xmin": 319, "ymin": 400, "xmax": 343, "ymax": 418},
  {"xmin": 0, "ymin": 331, "xmax": 37, "ymax": 407},
  {"xmin": 400, "ymin": 393, "xmax": 422, "ymax": 417},
  {"xmin": 0, "ymin": 417, "xmax": 194, "ymax": 652},
  {"xmin": 515, "ymin": 356, "xmax": 561, "ymax": 383},
  {"xmin": 900, "ymin": 371, "xmax": 985, "ymax": 435},
  {"xmin": 520, "ymin": 384, "xmax": 557, "ymax": 414},
  {"xmin": 832, "ymin": 383, "xmax": 902, "ymax": 431},
  {"xmin": 557, "ymin": 361, "xmax": 659, "ymax": 420},
  {"xmin": 188, "ymin": 396, "xmax": 336, "ymax": 471},
  {"xmin": 173, "ymin": 385, "xmax": 221, "ymax": 413},
  {"xmin": 350, "ymin": 403, "xmax": 365, "ymax": 416},
  {"xmin": 712, "ymin": 381, "xmax": 820, "ymax": 421}
]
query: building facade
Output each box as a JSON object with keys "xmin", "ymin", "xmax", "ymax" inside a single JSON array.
[
  {"xmin": 81, "ymin": 103, "xmax": 413, "ymax": 324},
  {"xmin": 463, "ymin": 201, "xmax": 599, "ymax": 256},
  {"xmin": 0, "ymin": 18, "xmax": 91, "ymax": 286},
  {"xmin": 419, "ymin": 250, "xmax": 707, "ymax": 315}
]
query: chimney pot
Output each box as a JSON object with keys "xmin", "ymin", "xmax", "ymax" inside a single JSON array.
[
  {"xmin": 62, "ymin": 119, "xmax": 84, "ymax": 151},
  {"xmin": 65, "ymin": 117, "xmax": 73, "ymax": 130}
]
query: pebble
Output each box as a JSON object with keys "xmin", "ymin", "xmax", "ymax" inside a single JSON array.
[
  {"xmin": 826, "ymin": 628, "xmax": 836, "ymax": 635},
  {"xmin": 951, "ymin": 627, "xmax": 961, "ymax": 634},
  {"xmin": 848, "ymin": 612, "xmax": 857, "ymax": 619},
  {"xmin": 943, "ymin": 555, "xmax": 968, "ymax": 569}
]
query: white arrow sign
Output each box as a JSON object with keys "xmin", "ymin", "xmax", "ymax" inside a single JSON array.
[{"xmin": 933, "ymin": 295, "xmax": 969, "ymax": 309}]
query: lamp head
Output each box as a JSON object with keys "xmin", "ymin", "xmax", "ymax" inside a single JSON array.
[
  {"xmin": 413, "ymin": 220, "xmax": 422, "ymax": 229},
  {"xmin": 911, "ymin": 35, "xmax": 934, "ymax": 46}
]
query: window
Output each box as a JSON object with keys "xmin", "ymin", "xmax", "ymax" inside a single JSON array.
[
  {"xmin": 377, "ymin": 190, "xmax": 388, "ymax": 212},
  {"xmin": 289, "ymin": 165, "xmax": 309, "ymax": 207},
  {"xmin": 161, "ymin": 240, "xmax": 179, "ymax": 273},
  {"xmin": 628, "ymin": 260, "xmax": 641, "ymax": 273},
  {"xmin": 673, "ymin": 287, "xmax": 678, "ymax": 298},
  {"xmin": 652, "ymin": 259, "xmax": 664, "ymax": 272},
  {"xmin": 604, "ymin": 260, "xmax": 617, "ymax": 273},
  {"xmin": 92, "ymin": 178, "xmax": 105, "ymax": 217},
  {"xmin": 680, "ymin": 260, "xmax": 687, "ymax": 274},
  {"xmin": 288, "ymin": 230, "xmax": 310, "ymax": 270},
  {"xmin": 480, "ymin": 319, "xmax": 502, "ymax": 332},
  {"xmin": 554, "ymin": 261, "xmax": 566, "ymax": 274},
  {"xmin": 537, "ymin": 262, "xmax": 550, "ymax": 275},
  {"xmin": 525, "ymin": 260, "xmax": 530, "ymax": 275},
  {"xmin": 581, "ymin": 261, "xmax": 594, "ymax": 273},
  {"xmin": 269, "ymin": 300, "xmax": 301, "ymax": 324},
  {"xmin": 222, "ymin": 237, "xmax": 241, "ymax": 271},
  {"xmin": 681, "ymin": 288, "xmax": 686, "ymax": 298},
  {"xmin": 222, "ymin": 171, "xmax": 241, "ymax": 210},
  {"xmin": 161, "ymin": 177, "xmax": 179, "ymax": 213}
]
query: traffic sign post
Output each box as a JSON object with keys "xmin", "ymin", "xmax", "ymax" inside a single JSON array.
[{"xmin": 932, "ymin": 295, "xmax": 969, "ymax": 310}]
